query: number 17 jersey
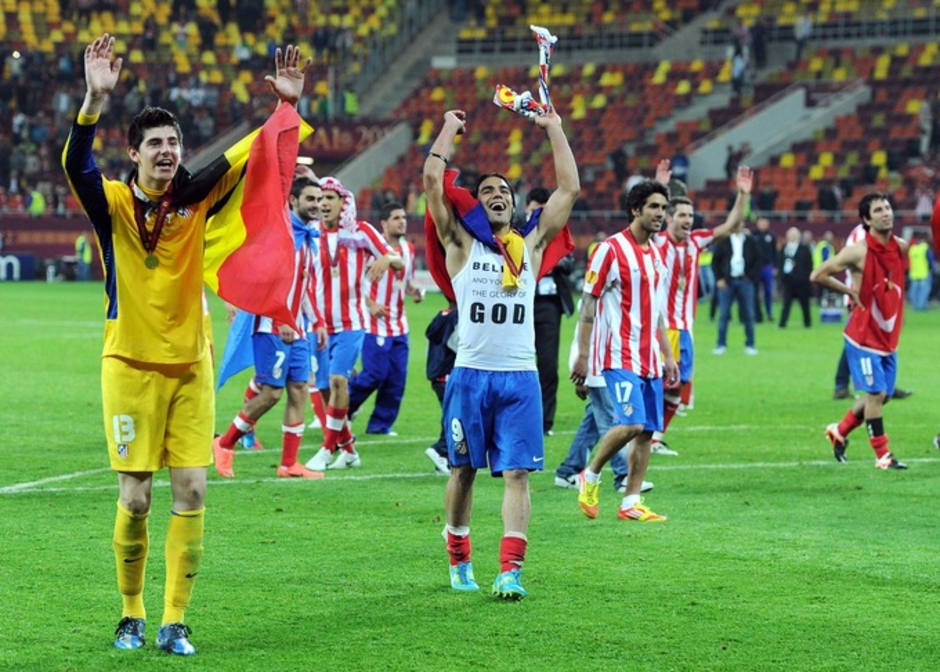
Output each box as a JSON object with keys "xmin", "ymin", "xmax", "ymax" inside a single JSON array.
[{"xmin": 452, "ymin": 239, "xmax": 537, "ymax": 372}]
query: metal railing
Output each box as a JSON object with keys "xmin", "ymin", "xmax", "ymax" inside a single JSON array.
[
  {"xmin": 352, "ymin": 0, "xmax": 448, "ymax": 96},
  {"xmin": 700, "ymin": 6, "xmax": 940, "ymax": 46},
  {"xmin": 455, "ymin": 19, "xmax": 671, "ymax": 56}
]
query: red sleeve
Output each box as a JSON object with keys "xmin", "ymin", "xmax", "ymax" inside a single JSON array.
[
  {"xmin": 537, "ymin": 225, "xmax": 575, "ymax": 280},
  {"xmin": 424, "ymin": 208, "xmax": 455, "ymax": 302}
]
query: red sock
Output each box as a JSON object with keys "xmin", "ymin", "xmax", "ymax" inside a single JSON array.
[
  {"xmin": 446, "ymin": 530, "xmax": 471, "ymax": 566},
  {"xmin": 869, "ymin": 433, "xmax": 890, "ymax": 459},
  {"xmin": 280, "ymin": 423, "xmax": 304, "ymax": 467},
  {"xmin": 324, "ymin": 405, "xmax": 347, "ymax": 451},
  {"xmin": 499, "ymin": 534, "xmax": 527, "ymax": 573},
  {"xmin": 309, "ymin": 387, "xmax": 327, "ymax": 427},
  {"xmin": 244, "ymin": 378, "xmax": 261, "ymax": 402},
  {"xmin": 680, "ymin": 381, "xmax": 692, "ymax": 406},
  {"xmin": 220, "ymin": 412, "xmax": 255, "ymax": 449},
  {"xmin": 338, "ymin": 421, "xmax": 354, "ymax": 450},
  {"xmin": 836, "ymin": 409, "xmax": 864, "ymax": 438},
  {"xmin": 662, "ymin": 392, "xmax": 681, "ymax": 431}
]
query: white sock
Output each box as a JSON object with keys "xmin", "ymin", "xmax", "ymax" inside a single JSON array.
[
  {"xmin": 443, "ymin": 525, "xmax": 469, "ymax": 537},
  {"xmin": 584, "ymin": 469, "xmax": 600, "ymax": 483},
  {"xmin": 621, "ymin": 494, "xmax": 640, "ymax": 510},
  {"xmin": 652, "ymin": 431, "xmax": 665, "ymax": 442}
]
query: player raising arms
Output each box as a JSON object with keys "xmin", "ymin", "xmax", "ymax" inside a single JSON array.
[
  {"xmin": 424, "ymin": 107, "xmax": 579, "ymax": 599},
  {"xmin": 652, "ymin": 162, "xmax": 753, "ymax": 455},
  {"xmin": 62, "ymin": 34, "xmax": 311, "ymax": 655}
]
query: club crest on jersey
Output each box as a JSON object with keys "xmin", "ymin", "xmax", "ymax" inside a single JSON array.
[
  {"xmin": 621, "ymin": 403, "xmax": 634, "ymax": 417},
  {"xmin": 117, "ymin": 443, "xmax": 129, "ymax": 459},
  {"xmin": 585, "ymin": 270, "xmax": 598, "ymax": 285},
  {"xmin": 455, "ymin": 439, "xmax": 468, "ymax": 456}
]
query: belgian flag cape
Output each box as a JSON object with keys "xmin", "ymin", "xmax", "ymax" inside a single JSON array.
[
  {"xmin": 424, "ymin": 169, "xmax": 574, "ymax": 301},
  {"xmin": 200, "ymin": 103, "xmax": 313, "ymax": 331}
]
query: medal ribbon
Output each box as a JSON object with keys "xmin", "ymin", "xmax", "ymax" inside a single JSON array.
[
  {"xmin": 132, "ymin": 181, "xmax": 174, "ymax": 255},
  {"xmin": 494, "ymin": 232, "xmax": 525, "ymax": 289}
]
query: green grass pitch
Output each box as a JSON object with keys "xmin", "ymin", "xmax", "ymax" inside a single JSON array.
[{"xmin": 2, "ymin": 281, "xmax": 939, "ymax": 670}]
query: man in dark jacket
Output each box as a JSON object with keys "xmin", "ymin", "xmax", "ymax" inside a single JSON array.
[
  {"xmin": 751, "ymin": 216, "xmax": 777, "ymax": 322},
  {"xmin": 777, "ymin": 226, "xmax": 813, "ymax": 327},
  {"xmin": 712, "ymin": 228, "xmax": 761, "ymax": 354},
  {"xmin": 525, "ymin": 187, "xmax": 575, "ymax": 435}
]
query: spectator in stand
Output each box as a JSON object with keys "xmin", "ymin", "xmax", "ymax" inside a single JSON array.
[
  {"xmin": 794, "ymin": 12, "xmax": 812, "ymax": 61},
  {"xmin": 752, "ymin": 17, "xmax": 768, "ymax": 69},
  {"xmin": 731, "ymin": 47, "xmax": 747, "ymax": 95}
]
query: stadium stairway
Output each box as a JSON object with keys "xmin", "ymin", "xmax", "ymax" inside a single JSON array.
[{"xmin": 358, "ymin": 9, "xmax": 458, "ymax": 118}]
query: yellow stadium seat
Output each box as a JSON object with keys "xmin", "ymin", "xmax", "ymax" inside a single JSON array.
[
  {"xmin": 675, "ymin": 79, "xmax": 691, "ymax": 95},
  {"xmin": 128, "ymin": 48, "xmax": 145, "ymax": 64},
  {"xmin": 808, "ymin": 165, "xmax": 824, "ymax": 180},
  {"xmin": 697, "ymin": 79, "xmax": 713, "ymax": 95},
  {"xmin": 819, "ymin": 151, "xmax": 834, "ymax": 167},
  {"xmin": 870, "ymin": 149, "xmax": 887, "ymax": 166},
  {"xmin": 779, "ymin": 153, "xmax": 795, "ymax": 168},
  {"xmin": 589, "ymin": 93, "xmax": 607, "ymax": 109},
  {"xmin": 581, "ymin": 62, "xmax": 596, "ymax": 79},
  {"xmin": 598, "ymin": 70, "xmax": 623, "ymax": 87},
  {"xmin": 905, "ymin": 99, "xmax": 922, "ymax": 114},
  {"xmin": 570, "ymin": 93, "xmax": 586, "ymax": 121},
  {"xmin": 430, "ymin": 86, "xmax": 445, "ymax": 102},
  {"xmin": 416, "ymin": 119, "xmax": 434, "ymax": 145},
  {"xmin": 506, "ymin": 163, "xmax": 522, "ymax": 181}
]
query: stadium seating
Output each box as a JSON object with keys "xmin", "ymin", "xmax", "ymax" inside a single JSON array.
[
  {"xmin": 700, "ymin": 0, "xmax": 940, "ymax": 46},
  {"xmin": 0, "ymin": 0, "xmax": 429, "ymax": 213},
  {"xmin": 456, "ymin": 0, "xmax": 710, "ymax": 54},
  {"xmin": 692, "ymin": 42, "xmax": 934, "ymax": 216},
  {"xmin": 365, "ymin": 57, "xmax": 728, "ymax": 211}
]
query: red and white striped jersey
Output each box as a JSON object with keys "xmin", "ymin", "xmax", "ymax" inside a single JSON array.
[
  {"xmin": 364, "ymin": 237, "xmax": 416, "ymax": 337},
  {"xmin": 584, "ymin": 229, "xmax": 666, "ymax": 378},
  {"xmin": 312, "ymin": 221, "xmax": 393, "ymax": 334},
  {"xmin": 656, "ymin": 228, "xmax": 715, "ymax": 331},
  {"xmin": 254, "ymin": 242, "xmax": 313, "ymax": 337}
]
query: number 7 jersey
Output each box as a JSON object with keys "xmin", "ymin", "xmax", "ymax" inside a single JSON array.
[{"xmin": 451, "ymin": 239, "xmax": 537, "ymax": 372}]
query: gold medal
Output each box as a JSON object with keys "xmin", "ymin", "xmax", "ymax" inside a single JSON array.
[
  {"xmin": 132, "ymin": 181, "xmax": 173, "ymax": 270},
  {"xmin": 332, "ymin": 267, "xmax": 340, "ymax": 277},
  {"xmin": 677, "ymin": 276, "xmax": 686, "ymax": 290}
]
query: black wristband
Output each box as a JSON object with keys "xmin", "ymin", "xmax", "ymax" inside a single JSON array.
[{"xmin": 428, "ymin": 151, "xmax": 448, "ymax": 164}]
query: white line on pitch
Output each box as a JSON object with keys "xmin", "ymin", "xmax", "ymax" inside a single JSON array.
[
  {"xmin": 5, "ymin": 458, "xmax": 940, "ymax": 495},
  {"xmin": 0, "ymin": 468, "xmax": 112, "ymax": 494}
]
